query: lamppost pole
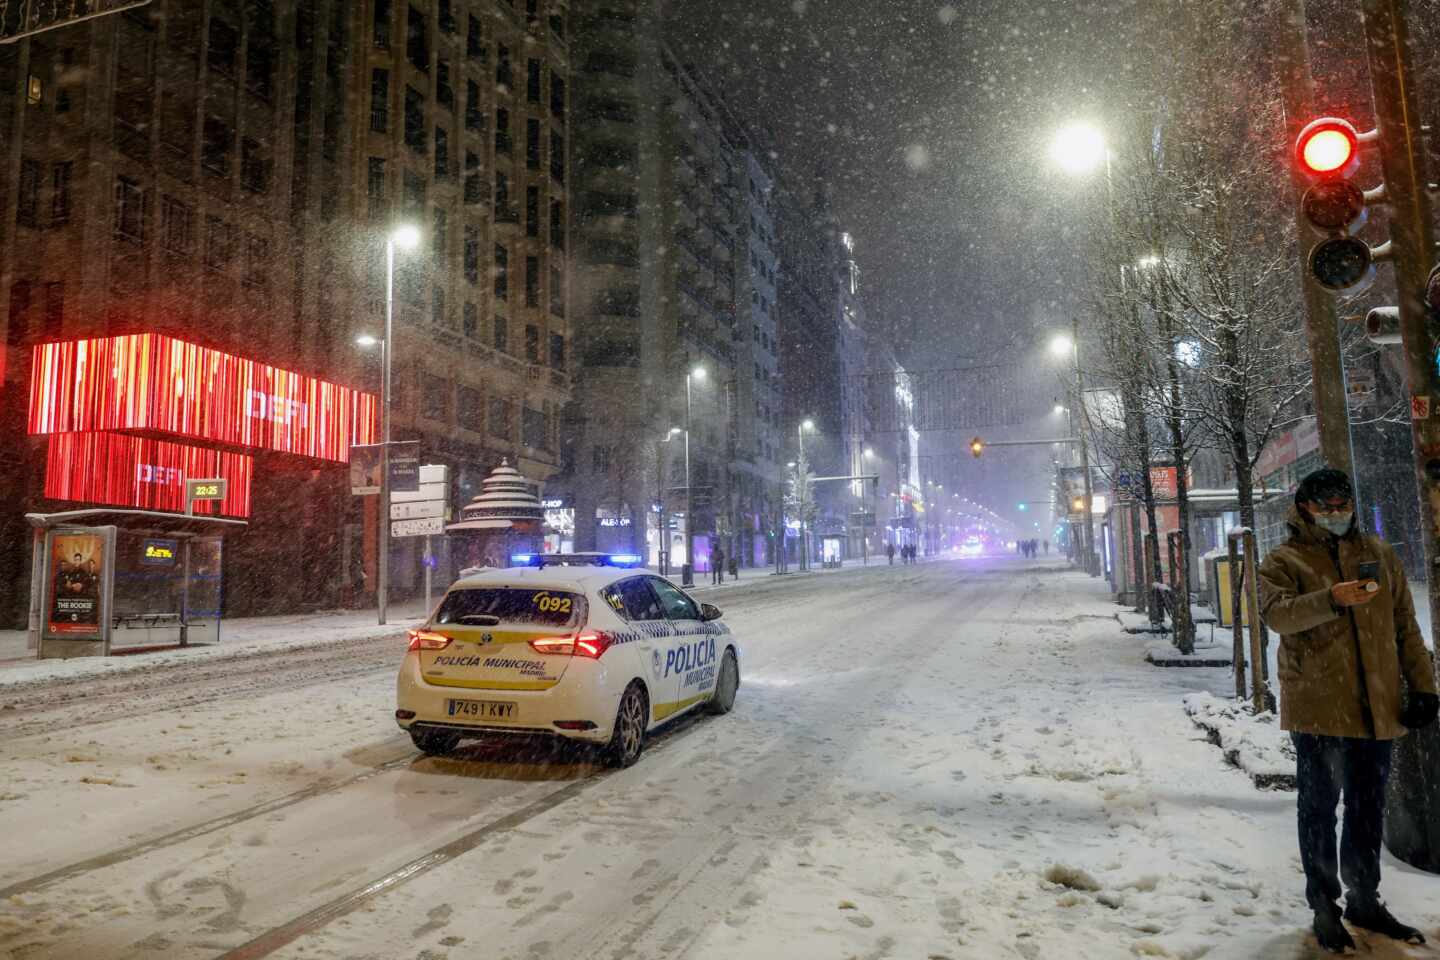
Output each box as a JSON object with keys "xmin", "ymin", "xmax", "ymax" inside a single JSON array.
[
  {"xmin": 378, "ymin": 238, "xmax": 394, "ymax": 626},
  {"xmin": 683, "ymin": 370, "xmax": 698, "ymax": 587},
  {"xmin": 1072, "ymin": 317, "xmax": 1098, "ymax": 577}
]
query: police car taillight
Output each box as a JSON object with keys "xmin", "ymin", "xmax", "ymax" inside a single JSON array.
[
  {"xmin": 528, "ymin": 631, "xmax": 614, "ymax": 658},
  {"xmin": 529, "ymin": 636, "xmax": 576, "ymax": 655},
  {"xmin": 573, "ymin": 630, "xmax": 615, "ymax": 659},
  {"xmin": 407, "ymin": 630, "xmax": 452, "ymax": 652}
]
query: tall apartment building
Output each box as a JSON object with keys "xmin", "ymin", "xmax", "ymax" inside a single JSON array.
[
  {"xmin": 0, "ymin": 0, "xmax": 571, "ymax": 623},
  {"xmin": 775, "ymin": 170, "xmax": 847, "ymax": 562},
  {"xmin": 557, "ymin": 0, "xmax": 778, "ymax": 571}
]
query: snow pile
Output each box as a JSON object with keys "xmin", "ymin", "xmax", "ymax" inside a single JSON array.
[{"xmin": 1182, "ymin": 692, "xmax": 1295, "ymax": 790}]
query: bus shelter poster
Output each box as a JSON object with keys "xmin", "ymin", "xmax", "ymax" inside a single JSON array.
[{"xmin": 47, "ymin": 532, "xmax": 105, "ymax": 636}]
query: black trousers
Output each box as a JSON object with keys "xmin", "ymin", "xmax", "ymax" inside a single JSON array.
[{"xmin": 1292, "ymin": 732, "xmax": 1393, "ymax": 911}]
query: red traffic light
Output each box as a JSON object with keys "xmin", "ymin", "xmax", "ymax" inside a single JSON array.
[{"xmin": 1295, "ymin": 117, "xmax": 1361, "ymax": 179}]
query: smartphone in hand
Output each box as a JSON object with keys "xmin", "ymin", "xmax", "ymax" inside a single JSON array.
[{"xmin": 1358, "ymin": 560, "xmax": 1381, "ymax": 592}]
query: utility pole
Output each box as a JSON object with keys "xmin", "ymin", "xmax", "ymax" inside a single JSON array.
[
  {"xmin": 1277, "ymin": 0, "xmax": 1356, "ymax": 475},
  {"xmin": 1072, "ymin": 317, "xmax": 1099, "ymax": 577},
  {"xmin": 1360, "ymin": 0, "xmax": 1440, "ymax": 872}
]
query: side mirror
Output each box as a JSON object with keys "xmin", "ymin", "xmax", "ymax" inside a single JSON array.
[{"xmin": 700, "ymin": 602, "xmax": 723, "ymax": 622}]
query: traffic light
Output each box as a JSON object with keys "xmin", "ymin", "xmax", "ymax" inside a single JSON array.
[
  {"xmin": 970, "ymin": 437, "xmax": 984, "ymax": 458},
  {"xmin": 1295, "ymin": 117, "xmax": 1377, "ymax": 294},
  {"xmin": 1018, "ymin": 503, "xmax": 1027, "ymax": 511}
]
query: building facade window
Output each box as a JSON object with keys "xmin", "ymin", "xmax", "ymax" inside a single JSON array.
[
  {"xmin": 467, "ymin": 15, "xmax": 485, "ymax": 60},
  {"xmin": 525, "ymin": 255, "xmax": 539, "ymax": 307},
  {"xmin": 550, "ymin": 200, "xmax": 564, "ymax": 248},
  {"xmin": 404, "ymin": 87, "xmax": 425, "ymax": 152},
  {"xmin": 114, "ymin": 176, "xmax": 145, "ymax": 243},
  {"xmin": 201, "ymin": 117, "xmax": 231, "ymax": 175},
  {"xmin": 433, "ymin": 207, "xmax": 447, "ymax": 258},
  {"xmin": 488, "ymin": 397, "xmax": 512, "ymax": 439},
  {"xmin": 465, "ymin": 80, "xmax": 482, "ymax": 130},
  {"xmin": 423, "ymin": 377, "xmax": 448, "ymax": 421},
  {"xmin": 550, "ymin": 132, "xmax": 564, "ymax": 183},
  {"xmin": 464, "ymin": 225, "xmax": 479, "ymax": 283},
  {"xmin": 161, "ymin": 195, "xmax": 193, "ymax": 253},
  {"xmin": 496, "ymin": 44, "xmax": 512, "ymax": 87},
  {"xmin": 18, "ymin": 159, "xmax": 41, "ymax": 227},
  {"xmin": 463, "ymin": 302, "xmax": 478, "ymax": 338},
  {"xmin": 373, "ymin": 0, "xmax": 391, "ymax": 46},
  {"xmin": 208, "ymin": 18, "xmax": 238, "ymax": 75},
  {"xmin": 550, "ymin": 75, "xmax": 565, "ymax": 117},
  {"xmin": 526, "ymin": 186, "xmax": 540, "ymax": 236},
  {"xmin": 51, "ymin": 161, "xmax": 73, "ymax": 225},
  {"xmin": 431, "ymin": 285, "xmax": 447, "ymax": 329},
  {"xmin": 527, "ymin": 59, "xmax": 542, "ymax": 102},
  {"xmin": 370, "ymin": 68, "xmax": 389, "ymax": 131},
  {"xmin": 549, "ymin": 333, "xmax": 565, "ymax": 370},
  {"xmin": 493, "ymin": 313, "xmax": 508, "ymax": 352},
  {"xmin": 464, "ymin": 153, "xmax": 483, "ymax": 204},
  {"xmin": 204, "ymin": 216, "xmax": 233, "ymax": 268},
  {"xmin": 437, "ymin": 59, "xmax": 454, "ymax": 110},
  {"xmin": 406, "ymin": 5, "xmax": 429, "ymax": 72},
  {"xmin": 527, "ymin": 118, "xmax": 541, "ymax": 169},
  {"xmin": 495, "ymin": 107, "xmax": 511, "ymax": 153},
  {"xmin": 494, "ymin": 244, "xmax": 509, "ymax": 300},
  {"xmin": 549, "ymin": 265, "xmax": 564, "ymax": 317},
  {"xmin": 525, "ymin": 323, "xmax": 540, "ymax": 362},
  {"xmin": 434, "ymin": 126, "xmax": 450, "ymax": 178}
]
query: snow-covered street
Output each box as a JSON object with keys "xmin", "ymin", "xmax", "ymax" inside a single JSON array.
[{"xmin": 3, "ymin": 557, "xmax": 1438, "ymax": 960}]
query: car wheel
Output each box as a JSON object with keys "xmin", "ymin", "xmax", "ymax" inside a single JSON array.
[
  {"xmin": 706, "ymin": 647, "xmax": 739, "ymax": 715},
  {"xmin": 410, "ymin": 728, "xmax": 461, "ymax": 756},
  {"xmin": 605, "ymin": 683, "xmax": 648, "ymax": 768}
]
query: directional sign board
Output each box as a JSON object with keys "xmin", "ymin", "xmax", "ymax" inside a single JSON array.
[
  {"xmin": 391, "ymin": 516, "xmax": 445, "ymax": 538},
  {"xmin": 391, "ymin": 482, "xmax": 447, "ymax": 504},
  {"xmin": 391, "ymin": 500, "xmax": 445, "ymax": 521}
]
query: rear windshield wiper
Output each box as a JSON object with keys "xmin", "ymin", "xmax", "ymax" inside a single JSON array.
[{"xmin": 454, "ymin": 614, "xmax": 502, "ymax": 625}]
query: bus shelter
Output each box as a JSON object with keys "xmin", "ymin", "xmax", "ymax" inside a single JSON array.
[{"xmin": 25, "ymin": 509, "xmax": 247, "ymax": 658}]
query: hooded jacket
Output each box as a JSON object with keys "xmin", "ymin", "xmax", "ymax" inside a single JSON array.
[{"xmin": 1258, "ymin": 506, "xmax": 1437, "ymax": 739}]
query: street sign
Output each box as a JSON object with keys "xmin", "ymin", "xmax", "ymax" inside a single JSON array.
[
  {"xmin": 391, "ymin": 500, "xmax": 445, "ymax": 521},
  {"xmin": 388, "ymin": 441, "xmax": 421, "ymax": 492},
  {"xmin": 391, "ymin": 482, "xmax": 447, "ymax": 504},
  {"xmin": 391, "ymin": 516, "xmax": 445, "ymax": 538}
]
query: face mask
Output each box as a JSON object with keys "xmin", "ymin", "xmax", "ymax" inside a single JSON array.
[{"xmin": 1314, "ymin": 512, "xmax": 1353, "ymax": 536}]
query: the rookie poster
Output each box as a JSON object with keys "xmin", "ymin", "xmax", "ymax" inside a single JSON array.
[{"xmin": 47, "ymin": 533, "xmax": 104, "ymax": 635}]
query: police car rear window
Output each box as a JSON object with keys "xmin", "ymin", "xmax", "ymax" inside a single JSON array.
[{"xmin": 434, "ymin": 589, "xmax": 586, "ymax": 628}]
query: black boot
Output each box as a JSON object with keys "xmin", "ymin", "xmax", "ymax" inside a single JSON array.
[
  {"xmin": 1344, "ymin": 899, "xmax": 1426, "ymax": 945},
  {"xmin": 1314, "ymin": 903, "xmax": 1357, "ymax": 954}
]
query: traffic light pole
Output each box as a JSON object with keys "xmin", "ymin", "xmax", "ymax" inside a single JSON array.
[
  {"xmin": 1359, "ymin": 0, "xmax": 1440, "ymax": 873},
  {"xmin": 1278, "ymin": 0, "xmax": 1356, "ymax": 476}
]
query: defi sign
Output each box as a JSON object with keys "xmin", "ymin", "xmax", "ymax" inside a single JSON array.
[{"xmin": 29, "ymin": 334, "xmax": 378, "ymax": 461}]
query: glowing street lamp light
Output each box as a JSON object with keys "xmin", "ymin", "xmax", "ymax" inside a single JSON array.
[{"xmin": 1051, "ymin": 123, "xmax": 1107, "ymax": 176}]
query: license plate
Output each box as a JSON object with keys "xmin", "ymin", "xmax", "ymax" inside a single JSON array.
[{"xmin": 446, "ymin": 699, "xmax": 517, "ymax": 721}]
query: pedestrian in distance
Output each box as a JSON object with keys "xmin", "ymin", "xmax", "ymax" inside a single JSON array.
[
  {"xmin": 1259, "ymin": 467, "xmax": 1439, "ymax": 954},
  {"xmin": 1043, "ymin": 539, "xmax": 1050, "ymax": 555},
  {"xmin": 886, "ymin": 543, "xmax": 895, "ymax": 565},
  {"xmin": 712, "ymin": 546, "xmax": 724, "ymax": 585}
]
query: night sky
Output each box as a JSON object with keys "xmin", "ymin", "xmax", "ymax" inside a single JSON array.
[
  {"xmin": 664, "ymin": 0, "xmax": 1151, "ymax": 528},
  {"xmin": 665, "ymin": 0, "xmax": 1148, "ymax": 363}
]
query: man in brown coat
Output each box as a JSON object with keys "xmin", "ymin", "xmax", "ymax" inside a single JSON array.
[{"xmin": 1260, "ymin": 467, "xmax": 1439, "ymax": 953}]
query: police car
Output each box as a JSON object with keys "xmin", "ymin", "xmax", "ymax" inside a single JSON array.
[{"xmin": 395, "ymin": 553, "xmax": 741, "ymax": 767}]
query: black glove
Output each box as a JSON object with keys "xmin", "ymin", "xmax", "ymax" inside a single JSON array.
[{"xmin": 1400, "ymin": 692, "xmax": 1440, "ymax": 730}]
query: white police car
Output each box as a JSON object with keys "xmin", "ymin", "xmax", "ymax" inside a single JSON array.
[{"xmin": 395, "ymin": 553, "xmax": 741, "ymax": 766}]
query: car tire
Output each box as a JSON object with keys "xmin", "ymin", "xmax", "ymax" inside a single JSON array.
[
  {"xmin": 706, "ymin": 647, "xmax": 739, "ymax": 715},
  {"xmin": 410, "ymin": 728, "xmax": 461, "ymax": 756},
  {"xmin": 604, "ymin": 683, "xmax": 648, "ymax": 768}
]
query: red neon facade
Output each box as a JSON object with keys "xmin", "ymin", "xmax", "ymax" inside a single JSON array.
[
  {"xmin": 45, "ymin": 432, "xmax": 254, "ymax": 517},
  {"xmin": 29, "ymin": 334, "xmax": 378, "ymax": 461}
]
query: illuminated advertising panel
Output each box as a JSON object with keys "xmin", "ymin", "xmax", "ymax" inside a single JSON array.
[
  {"xmin": 45, "ymin": 432, "xmax": 254, "ymax": 517},
  {"xmin": 29, "ymin": 334, "xmax": 378, "ymax": 462}
]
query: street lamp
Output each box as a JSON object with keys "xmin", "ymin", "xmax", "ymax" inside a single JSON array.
[
  {"xmin": 655, "ymin": 427, "xmax": 682, "ymax": 574},
  {"xmin": 795, "ymin": 419, "xmax": 815, "ymax": 570},
  {"xmin": 1050, "ymin": 123, "xmax": 1107, "ymax": 176},
  {"xmin": 370, "ymin": 223, "xmax": 420, "ymax": 625},
  {"xmin": 682, "ymin": 366, "xmax": 706, "ymax": 586},
  {"xmin": 1052, "ymin": 321, "xmax": 1098, "ymax": 578}
]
